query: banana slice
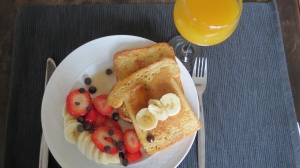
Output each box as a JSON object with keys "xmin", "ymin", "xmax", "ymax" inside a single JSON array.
[
  {"xmin": 62, "ymin": 107, "xmax": 68, "ymax": 118},
  {"xmin": 93, "ymin": 147, "xmax": 104, "ymax": 164},
  {"xmin": 77, "ymin": 131, "xmax": 91, "ymax": 154},
  {"xmin": 148, "ymin": 99, "xmax": 168, "ymax": 121},
  {"xmin": 86, "ymin": 139, "xmax": 96, "ymax": 160},
  {"xmin": 148, "ymin": 99, "xmax": 160, "ymax": 105},
  {"xmin": 160, "ymin": 93, "xmax": 181, "ymax": 116},
  {"xmin": 64, "ymin": 117, "xmax": 76, "ymax": 129},
  {"xmin": 64, "ymin": 120, "xmax": 81, "ymax": 143},
  {"xmin": 136, "ymin": 108, "xmax": 158, "ymax": 130},
  {"xmin": 101, "ymin": 153, "xmax": 120, "ymax": 164},
  {"xmin": 63, "ymin": 107, "xmax": 75, "ymax": 128}
]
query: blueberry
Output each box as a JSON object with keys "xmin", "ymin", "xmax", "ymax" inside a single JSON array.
[
  {"xmin": 86, "ymin": 105, "xmax": 92, "ymax": 111},
  {"xmin": 86, "ymin": 106, "xmax": 92, "ymax": 111},
  {"xmin": 83, "ymin": 122, "xmax": 91, "ymax": 131},
  {"xmin": 84, "ymin": 77, "xmax": 92, "ymax": 85},
  {"xmin": 77, "ymin": 117, "xmax": 84, "ymax": 123},
  {"xmin": 112, "ymin": 113, "xmax": 119, "ymax": 121},
  {"xmin": 77, "ymin": 125, "xmax": 84, "ymax": 132},
  {"xmin": 106, "ymin": 69, "xmax": 112, "ymax": 75},
  {"xmin": 108, "ymin": 129, "xmax": 114, "ymax": 136},
  {"xmin": 117, "ymin": 141, "xmax": 124, "ymax": 147},
  {"xmin": 88, "ymin": 86, "xmax": 97, "ymax": 94},
  {"xmin": 104, "ymin": 146, "xmax": 111, "ymax": 153},
  {"xmin": 79, "ymin": 88, "xmax": 85, "ymax": 93}
]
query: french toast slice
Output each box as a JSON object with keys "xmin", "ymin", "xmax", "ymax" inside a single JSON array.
[
  {"xmin": 108, "ymin": 58, "xmax": 201, "ymax": 155},
  {"xmin": 113, "ymin": 43, "xmax": 177, "ymax": 122}
]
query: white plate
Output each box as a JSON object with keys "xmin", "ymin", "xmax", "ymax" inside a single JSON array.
[{"xmin": 41, "ymin": 35, "xmax": 199, "ymax": 168}]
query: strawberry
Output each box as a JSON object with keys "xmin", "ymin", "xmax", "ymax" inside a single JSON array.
[
  {"xmin": 84, "ymin": 108, "xmax": 106, "ymax": 126},
  {"xmin": 66, "ymin": 89, "xmax": 92, "ymax": 117},
  {"xmin": 95, "ymin": 114, "xmax": 107, "ymax": 127},
  {"xmin": 85, "ymin": 108, "xmax": 121, "ymax": 131},
  {"xmin": 125, "ymin": 150, "xmax": 142, "ymax": 162},
  {"xmin": 124, "ymin": 129, "xmax": 141, "ymax": 153},
  {"xmin": 104, "ymin": 117, "xmax": 122, "ymax": 131},
  {"xmin": 84, "ymin": 108, "xmax": 97, "ymax": 125},
  {"xmin": 92, "ymin": 126, "xmax": 124, "ymax": 154},
  {"xmin": 93, "ymin": 94, "xmax": 114, "ymax": 115}
]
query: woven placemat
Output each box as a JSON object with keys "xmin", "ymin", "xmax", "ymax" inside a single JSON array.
[{"xmin": 4, "ymin": 1, "xmax": 300, "ymax": 168}]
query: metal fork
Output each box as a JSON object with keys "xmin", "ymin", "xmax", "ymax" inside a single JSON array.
[{"xmin": 192, "ymin": 56, "xmax": 207, "ymax": 168}]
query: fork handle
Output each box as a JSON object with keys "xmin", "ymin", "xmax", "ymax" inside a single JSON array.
[{"xmin": 198, "ymin": 96, "xmax": 206, "ymax": 168}]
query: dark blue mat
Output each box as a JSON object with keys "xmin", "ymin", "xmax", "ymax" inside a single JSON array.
[{"xmin": 4, "ymin": 1, "xmax": 300, "ymax": 168}]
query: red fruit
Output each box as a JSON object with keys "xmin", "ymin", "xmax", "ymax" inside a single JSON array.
[
  {"xmin": 93, "ymin": 94, "xmax": 114, "ymax": 115},
  {"xmin": 124, "ymin": 129, "xmax": 141, "ymax": 153},
  {"xmin": 92, "ymin": 126, "xmax": 124, "ymax": 154},
  {"xmin": 84, "ymin": 108, "xmax": 97, "ymax": 125},
  {"xmin": 104, "ymin": 117, "xmax": 122, "ymax": 131},
  {"xmin": 95, "ymin": 114, "xmax": 107, "ymax": 127},
  {"xmin": 84, "ymin": 108, "xmax": 106, "ymax": 126},
  {"xmin": 125, "ymin": 150, "xmax": 142, "ymax": 162},
  {"xmin": 66, "ymin": 89, "xmax": 92, "ymax": 117}
]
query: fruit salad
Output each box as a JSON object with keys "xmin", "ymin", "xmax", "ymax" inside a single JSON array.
[{"xmin": 63, "ymin": 68, "xmax": 143, "ymax": 166}]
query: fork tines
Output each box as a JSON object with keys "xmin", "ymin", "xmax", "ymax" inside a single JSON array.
[{"xmin": 193, "ymin": 56, "xmax": 207, "ymax": 77}]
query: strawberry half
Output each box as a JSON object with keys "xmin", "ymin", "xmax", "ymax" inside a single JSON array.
[
  {"xmin": 66, "ymin": 89, "xmax": 92, "ymax": 117},
  {"xmin": 124, "ymin": 129, "xmax": 141, "ymax": 153},
  {"xmin": 104, "ymin": 117, "xmax": 122, "ymax": 131},
  {"xmin": 93, "ymin": 94, "xmax": 114, "ymax": 115},
  {"xmin": 84, "ymin": 108, "xmax": 107, "ymax": 126},
  {"xmin": 125, "ymin": 150, "xmax": 142, "ymax": 162},
  {"xmin": 92, "ymin": 126, "xmax": 124, "ymax": 154}
]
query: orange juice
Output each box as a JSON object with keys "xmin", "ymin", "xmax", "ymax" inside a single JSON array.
[{"xmin": 174, "ymin": 0, "xmax": 242, "ymax": 46}]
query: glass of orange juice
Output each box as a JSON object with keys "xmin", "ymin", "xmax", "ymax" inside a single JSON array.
[{"xmin": 169, "ymin": 0, "xmax": 243, "ymax": 63}]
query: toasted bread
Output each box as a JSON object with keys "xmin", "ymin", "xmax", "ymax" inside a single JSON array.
[
  {"xmin": 113, "ymin": 43, "xmax": 177, "ymax": 122},
  {"xmin": 108, "ymin": 58, "xmax": 201, "ymax": 155}
]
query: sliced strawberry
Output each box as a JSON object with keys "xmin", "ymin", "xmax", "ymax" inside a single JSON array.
[
  {"xmin": 84, "ymin": 108, "xmax": 98, "ymax": 125},
  {"xmin": 85, "ymin": 109, "xmax": 121, "ymax": 131},
  {"xmin": 66, "ymin": 89, "xmax": 92, "ymax": 117},
  {"xmin": 95, "ymin": 114, "xmax": 107, "ymax": 127},
  {"xmin": 93, "ymin": 94, "xmax": 114, "ymax": 115},
  {"xmin": 104, "ymin": 117, "xmax": 122, "ymax": 131},
  {"xmin": 92, "ymin": 126, "xmax": 124, "ymax": 154},
  {"xmin": 85, "ymin": 108, "xmax": 107, "ymax": 126},
  {"xmin": 124, "ymin": 129, "xmax": 141, "ymax": 153},
  {"xmin": 125, "ymin": 150, "xmax": 142, "ymax": 162}
]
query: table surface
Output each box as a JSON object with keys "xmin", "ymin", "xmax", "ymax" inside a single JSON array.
[{"xmin": 0, "ymin": 0, "xmax": 299, "ymax": 167}]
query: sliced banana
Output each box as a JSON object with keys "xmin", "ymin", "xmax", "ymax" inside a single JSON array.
[
  {"xmin": 64, "ymin": 120, "xmax": 81, "ymax": 144},
  {"xmin": 63, "ymin": 106, "xmax": 120, "ymax": 164},
  {"xmin": 63, "ymin": 108, "xmax": 75, "ymax": 128},
  {"xmin": 148, "ymin": 99, "xmax": 168, "ymax": 121},
  {"xmin": 148, "ymin": 99, "xmax": 160, "ymax": 105},
  {"xmin": 160, "ymin": 93, "xmax": 181, "ymax": 116},
  {"xmin": 86, "ymin": 140, "xmax": 96, "ymax": 161},
  {"xmin": 62, "ymin": 107, "xmax": 68, "ymax": 118},
  {"xmin": 77, "ymin": 131, "xmax": 91, "ymax": 154},
  {"xmin": 136, "ymin": 108, "xmax": 158, "ymax": 130},
  {"xmin": 101, "ymin": 153, "xmax": 120, "ymax": 164},
  {"xmin": 93, "ymin": 147, "xmax": 104, "ymax": 164},
  {"xmin": 64, "ymin": 118, "xmax": 76, "ymax": 129}
]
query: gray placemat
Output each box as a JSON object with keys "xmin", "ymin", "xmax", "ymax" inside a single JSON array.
[{"xmin": 4, "ymin": 1, "xmax": 300, "ymax": 168}]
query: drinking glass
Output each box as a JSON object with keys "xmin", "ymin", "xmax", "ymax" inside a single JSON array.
[{"xmin": 169, "ymin": 0, "xmax": 243, "ymax": 66}]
